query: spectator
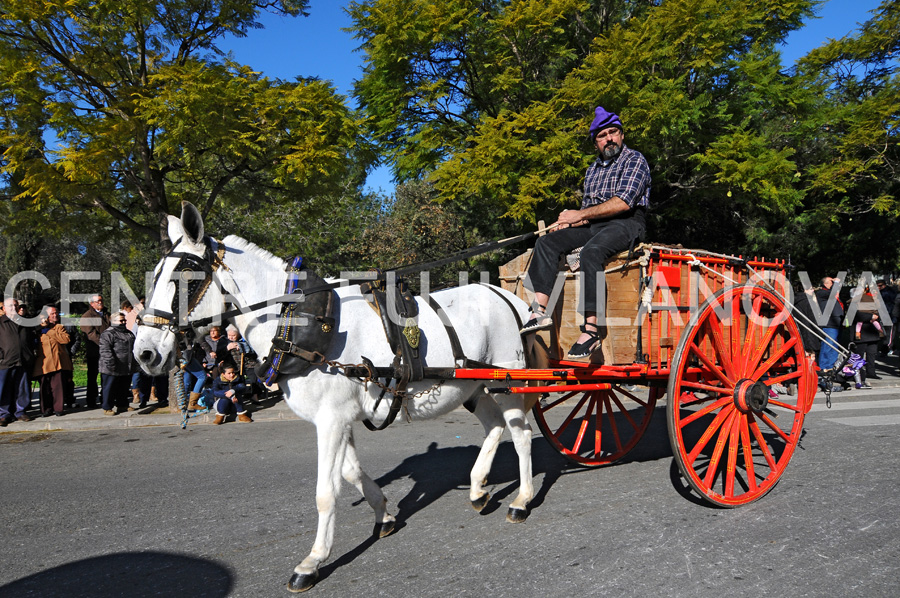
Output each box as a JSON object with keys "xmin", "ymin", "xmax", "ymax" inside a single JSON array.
[
  {"xmin": 876, "ymin": 279, "xmax": 896, "ymax": 356},
  {"xmin": 121, "ymin": 299, "xmax": 144, "ymax": 406},
  {"xmin": 851, "ymin": 288, "xmax": 882, "ymax": 381},
  {"xmin": 211, "ymin": 364, "xmax": 253, "ymax": 425},
  {"xmin": 183, "ymin": 340, "xmax": 210, "ymax": 412},
  {"xmin": 98, "ymin": 310, "xmax": 135, "ymax": 415},
  {"xmin": 224, "ymin": 324, "xmax": 263, "ymax": 402},
  {"xmin": 814, "ymin": 276, "xmax": 844, "ymax": 372},
  {"xmin": 0, "ymin": 297, "xmax": 36, "ymax": 426},
  {"xmin": 80, "ymin": 294, "xmax": 110, "ymax": 409},
  {"xmin": 34, "ymin": 306, "xmax": 73, "ymax": 417}
]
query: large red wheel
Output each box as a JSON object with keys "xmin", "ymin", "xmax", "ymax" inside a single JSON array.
[
  {"xmin": 667, "ymin": 283, "xmax": 813, "ymax": 507},
  {"xmin": 533, "ymin": 384, "xmax": 658, "ymax": 466}
]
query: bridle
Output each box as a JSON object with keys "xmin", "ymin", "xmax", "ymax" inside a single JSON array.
[{"xmin": 139, "ymin": 237, "xmax": 228, "ymax": 343}]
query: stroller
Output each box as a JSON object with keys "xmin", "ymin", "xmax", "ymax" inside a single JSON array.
[{"xmin": 838, "ymin": 353, "xmax": 871, "ymax": 390}]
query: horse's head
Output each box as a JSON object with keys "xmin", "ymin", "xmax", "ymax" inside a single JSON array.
[{"xmin": 133, "ymin": 202, "xmax": 228, "ymax": 375}]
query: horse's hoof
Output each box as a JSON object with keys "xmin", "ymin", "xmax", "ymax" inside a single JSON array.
[
  {"xmin": 377, "ymin": 519, "xmax": 396, "ymax": 538},
  {"xmin": 471, "ymin": 493, "xmax": 490, "ymax": 512},
  {"xmin": 506, "ymin": 507, "xmax": 528, "ymax": 523},
  {"xmin": 287, "ymin": 571, "xmax": 319, "ymax": 593}
]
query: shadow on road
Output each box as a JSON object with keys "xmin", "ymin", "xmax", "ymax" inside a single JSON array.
[{"xmin": 0, "ymin": 551, "xmax": 233, "ymax": 598}]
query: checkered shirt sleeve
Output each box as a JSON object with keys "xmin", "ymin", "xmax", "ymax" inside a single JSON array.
[{"xmin": 581, "ymin": 147, "xmax": 651, "ymax": 209}]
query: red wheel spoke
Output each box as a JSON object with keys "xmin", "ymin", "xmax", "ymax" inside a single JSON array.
[
  {"xmin": 680, "ymin": 396, "xmax": 731, "ymax": 427},
  {"xmin": 751, "ymin": 336, "xmax": 798, "ymax": 381},
  {"xmin": 703, "ymin": 409, "xmax": 738, "ymax": 488},
  {"xmin": 745, "ymin": 311, "xmax": 791, "ymax": 376},
  {"xmin": 725, "ymin": 412, "xmax": 742, "ymax": 498},
  {"xmin": 731, "ymin": 292, "xmax": 743, "ymax": 375},
  {"xmin": 688, "ymin": 342, "xmax": 733, "ymax": 387},
  {"xmin": 758, "ymin": 412, "xmax": 793, "ymax": 444},
  {"xmin": 541, "ymin": 390, "xmax": 582, "ymax": 412},
  {"xmin": 554, "ymin": 392, "xmax": 590, "ymax": 437},
  {"xmin": 701, "ymin": 313, "xmax": 738, "ymax": 382},
  {"xmin": 602, "ymin": 393, "xmax": 625, "ymax": 453},
  {"xmin": 614, "ymin": 385, "xmax": 650, "ymax": 408},
  {"xmin": 765, "ymin": 370, "xmax": 801, "ymax": 386},
  {"xmin": 748, "ymin": 416, "xmax": 778, "ymax": 470},
  {"xmin": 594, "ymin": 394, "xmax": 604, "ymax": 456},
  {"xmin": 681, "ymin": 380, "xmax": 731, "ymax": 395},
  {"xmin": 609, "ymin": 392, "xmax": 640, "ymax": 431},
  {"xmin": 686, "ymin": 404, "xmax": 733, "ymax": 465},
  {"xmin": 569, "ymin": 393, "xmax": 597, "ymax": 454},
  {"xmin": 739, "ymin": 417, "xmax": 758, "ymax": 494},
  {"xmin": 767, "ymin": 398, "xmax": 802, "ymax": 413}
]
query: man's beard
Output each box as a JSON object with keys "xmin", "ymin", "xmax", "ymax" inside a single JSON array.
[{"xmin": 601, "ymin": 141, "xmax": 622, "ymax": 160}]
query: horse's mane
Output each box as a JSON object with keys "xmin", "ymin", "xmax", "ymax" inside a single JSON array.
[{"xmin": 222, "ymin": 235, "xmax": 288, "ymax": 271}]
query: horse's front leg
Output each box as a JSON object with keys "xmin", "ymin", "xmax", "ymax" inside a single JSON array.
[
  {"xmin": 468, "ymin": 394, "xmax": 507, "ymax": 513},
  {"xmin": 288, "ymin": 416, "xmax": 350, "ymax": 593},
  {"xmin": 495, "ymin": 394, "xmax": 534, "ymax": 523},
  {"xmin": 341, "ymin": 427, "xmax": 396, "ymax": 537}
]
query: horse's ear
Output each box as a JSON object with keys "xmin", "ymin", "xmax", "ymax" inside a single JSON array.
[
  {"xmin": 167, "ymin": 214, "xmax": 183, "ymax": 246},
  {"xmin": 180, "ymin": 201, "xmax": 205, "ymax": 247}
]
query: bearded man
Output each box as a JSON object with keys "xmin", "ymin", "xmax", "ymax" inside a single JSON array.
[{"xmin": 521, "ymin": 106, "xmax": 651, "ymax": 359}]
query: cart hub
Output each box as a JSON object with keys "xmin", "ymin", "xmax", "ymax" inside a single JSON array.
[{"xmin": 733, "ymin": 379, "xmax": 769, "ymax": 414}]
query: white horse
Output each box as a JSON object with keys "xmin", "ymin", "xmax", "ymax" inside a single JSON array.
[{"xmin": 133, "ymin": 203, "xmax": 536, "ymax": 593}]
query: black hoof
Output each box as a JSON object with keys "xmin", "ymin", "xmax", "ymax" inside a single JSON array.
[
  {"xmin": 376, "ymin": 519, "xmax": 396, "ymax": 538},
  {"xmin": 506, "ymin": 507, "xmax": 528, "ymax": 523},
  {"xmin": 287, "ymin": 571, "xmax": 319, "ymax": 593},
  {"xmin": 471, "ymin": 493, "xmax": 490, "ymax": 512}
]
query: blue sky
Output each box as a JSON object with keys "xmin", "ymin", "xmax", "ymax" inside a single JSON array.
[{"xmin": 221, "ymin": 0, "xmax": 886, "ymax": 194}]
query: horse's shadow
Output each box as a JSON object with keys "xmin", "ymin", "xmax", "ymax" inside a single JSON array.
[{"xmin": 319, "ymin": 422, "xmax": 676, "ymax": 581}]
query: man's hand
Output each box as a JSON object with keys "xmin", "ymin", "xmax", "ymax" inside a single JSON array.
[{"xmin": 552, "ymin": 209, "xmax": 588, "ymax": 230}]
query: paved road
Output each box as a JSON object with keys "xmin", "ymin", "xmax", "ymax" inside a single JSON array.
[{"xmin": 0, "ymin": 388, "xmax": 898, "ymax": 598}]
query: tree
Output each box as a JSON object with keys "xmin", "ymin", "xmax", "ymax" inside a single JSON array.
[
  {"xmin": 351, "ymin": 0, "xmax": 825, "ymax": 256},
  {"xmin": 0, "ymin": 0, "xmax": 366, "ymax": 251},
  {"xmin": 349, "ymin": 0, "xmax": 659, "ymax": 183}
]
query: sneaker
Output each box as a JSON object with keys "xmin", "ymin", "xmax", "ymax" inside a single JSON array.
[
  {"xmin": 856, "ymin": 383, "xmax": 873, "ymax": 390},
  {"xmin": 213, "ymin": 414, "xmax": 225, "ymax": 425},
  {"xmin": 102, "ymin": 409, "xmax": 116, "ymax": 416}
]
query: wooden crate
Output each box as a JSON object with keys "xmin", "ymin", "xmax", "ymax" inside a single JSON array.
[
  {"xmin": 499, "ymin": 244, "xmax": 789, "ymax": 367},
  {"xmin": 499, "ymin": 248, "xmax": 643, "ymax": 364}
]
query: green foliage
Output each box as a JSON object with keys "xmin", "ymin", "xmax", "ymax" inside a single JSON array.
[{"xmin": 0, "ymin": 0, "xmax": 366, "ymax": 251}]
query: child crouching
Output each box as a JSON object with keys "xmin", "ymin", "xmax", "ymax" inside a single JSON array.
[{"xmin": 211, "ymin": 364, "xmax": 253, "ymax": 424}]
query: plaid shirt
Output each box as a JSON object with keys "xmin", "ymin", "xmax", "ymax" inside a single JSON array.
[{"xmin": 582, "ymin": 145, "xmax": 651, "ymax": 210}]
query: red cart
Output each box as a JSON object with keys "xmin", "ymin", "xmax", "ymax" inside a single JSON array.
[{"xmin": 453, "ymin": 244, "xmax": 816, "ymax": 507}]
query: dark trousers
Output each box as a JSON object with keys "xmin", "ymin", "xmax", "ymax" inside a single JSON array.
[
  {"xmin": 85, "ymin": 343, "xmax": 100, "ymax": 407},
  {"xmin": 855, "ymin": 341, "xmax": 879, "ymax": 377},
  {"xmin": 138, "ymin": 373, "xmax": 169, "ymax": 407},
  {"xmin": 0, "ymin": 366, "xmax": 31, "ymax": 419},
  {"xmin": 62, "ymin": 369, "xmax": 75, "ymax": 408},
  {"xmin": 101, "ymin": 373, "xmax": 131, "ymax": 412},
  {"xmin": 526, "ymin": 211, "xmax": 645, "ymax": 315},
  {"xmin": 39, "ymin": 371, "xmax": 66, "ymax": 415}
]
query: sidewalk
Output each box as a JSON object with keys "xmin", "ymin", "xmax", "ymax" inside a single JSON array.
[
  {"xmin": 3, "ymin": 354, "xmax": 899, "ymax": 434},
  {"xmin": 1, "ymin": 387, "xmax": 298, "ymax": 433}
]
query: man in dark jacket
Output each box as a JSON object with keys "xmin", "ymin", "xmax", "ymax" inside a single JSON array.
[
  {"xmin": 814, "ymin": 276, "xmax": 844, "ymax": 371},
  {"xmin": 0, "ymin": 297, "xmax": 36, "ymax": 425},
  {"xmin": 80, "ymin": 294, "xmax": 110, "ymax": 409},
  {"xmin": 98, "ymin": 310, "xmax": 135, "ymax": 415}
]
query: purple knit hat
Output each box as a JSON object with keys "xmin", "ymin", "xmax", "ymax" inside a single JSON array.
[{"xmin": 588, "ymin": 106, "xmax": 623, "ymax": 139}]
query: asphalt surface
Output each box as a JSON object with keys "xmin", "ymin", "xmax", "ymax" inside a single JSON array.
[{"xmin": 0, "ymin": 357, "xmax": 898, "ymax": 597}]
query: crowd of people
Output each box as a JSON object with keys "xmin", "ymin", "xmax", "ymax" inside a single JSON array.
[
  {"xmin": 799, "ymin": 275, "xmax": 899, "ymax": 392},
  {"xmin": 0, "ymin": 293, "xmax": 265, "ymax": 427}
]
